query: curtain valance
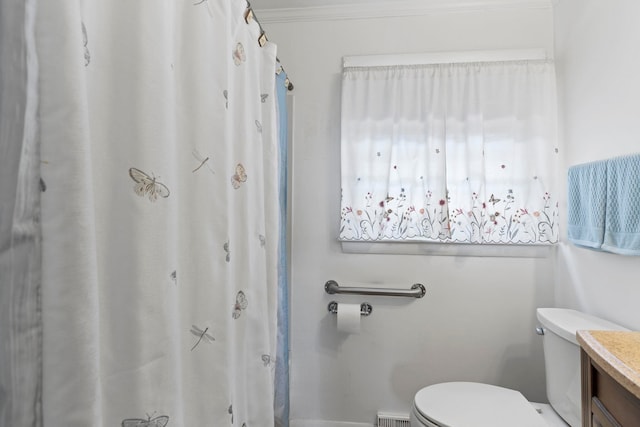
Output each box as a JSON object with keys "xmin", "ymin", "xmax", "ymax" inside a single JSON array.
[{"xmin": 340, "ymin": 60, "xmax": 559, "ymax": 244}]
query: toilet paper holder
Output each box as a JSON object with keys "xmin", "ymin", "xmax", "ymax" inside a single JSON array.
[{"xmin": 327, "ymin": 301, "xmax": 373, "ymax": 316}]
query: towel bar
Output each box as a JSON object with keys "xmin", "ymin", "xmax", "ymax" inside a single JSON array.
[{"xmin": 324, "ymin": 280, "xmax": 426, "ymax": 298}]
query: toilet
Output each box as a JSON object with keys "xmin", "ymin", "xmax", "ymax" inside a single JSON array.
[{"xmin": 410, "ymin": 308, "xmax": 629, "ymax": 427}]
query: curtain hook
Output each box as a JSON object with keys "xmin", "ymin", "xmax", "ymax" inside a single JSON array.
[
  {"xmin": 244, "ymin": 7, "xmax": 254, "ymax": 24},
  {"xmin": 258, "ymin": 32, "xmax": 267, "ymax": 47}
]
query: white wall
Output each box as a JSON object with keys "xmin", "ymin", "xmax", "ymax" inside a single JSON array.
[
  {"xmin": 553, "ymin": 0, "xmax": 640, "ymax": 331},
  {"xmin": 263, "ymin": 5, "xmax": 555, "ymax": 426}
]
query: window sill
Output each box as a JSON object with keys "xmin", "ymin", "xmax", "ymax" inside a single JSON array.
[{"xmin": 340, "ymin": 240, "xmax": 554, "ymax": 258}]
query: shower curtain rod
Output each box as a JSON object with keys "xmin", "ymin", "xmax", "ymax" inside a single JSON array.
[{"xmin": 245, "ymin": 1, "xmax": 294, "ymax": 91}]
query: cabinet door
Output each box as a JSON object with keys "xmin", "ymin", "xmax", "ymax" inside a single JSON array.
[
  {"xmin": 581, "ymin": 349, "xmax": 640, "ymax": 427},
  {"xmin": 591, "ymin": 396, "xmax": 622, "ymax": 427}
]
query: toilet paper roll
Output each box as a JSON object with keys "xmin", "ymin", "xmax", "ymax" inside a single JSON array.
[{"xmin": 337, "ymin": 303, "xmax": 361, "ymax": 334}]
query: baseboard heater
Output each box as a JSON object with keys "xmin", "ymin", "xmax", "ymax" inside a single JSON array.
[{"xmin": 376, "ymin": 412, "xmax": 410, "ymax": 427}]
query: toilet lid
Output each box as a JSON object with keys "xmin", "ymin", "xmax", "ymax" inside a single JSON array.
[{"xmin": 413, "ymin": 382, "xmax": 548, "ymax": 427}]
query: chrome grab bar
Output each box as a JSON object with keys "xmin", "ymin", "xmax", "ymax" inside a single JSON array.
[{"xmin": 324, "ymin": 280, "xmax": 426, "ymax": 298}]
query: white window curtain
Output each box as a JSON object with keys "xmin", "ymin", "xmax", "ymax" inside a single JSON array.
[{"xmin": 340, "ymin": 60, "xmax": 559, "ymax": 244}]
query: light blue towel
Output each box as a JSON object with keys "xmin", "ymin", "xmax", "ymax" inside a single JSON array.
[
  {"xmin": 567, "ymin": 160, "xmax": 607, "ymax": 249},
  {"xmin": 602, "ymin": 153, "xmax": 640, "ymax": 255}
]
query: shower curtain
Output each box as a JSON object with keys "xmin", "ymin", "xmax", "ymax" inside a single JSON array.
[
  {"xmin": 35, "ymin": 0, "xmax": 285, "ymax": 425},
  {"xmin": 0, "ymin": 0, "xmax": 41, "ymax": 426}
]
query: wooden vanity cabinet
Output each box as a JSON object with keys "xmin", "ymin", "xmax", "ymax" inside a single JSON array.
[{"xmin": 578, "ymin": 331, "xmax": 640, "ymax": 427}]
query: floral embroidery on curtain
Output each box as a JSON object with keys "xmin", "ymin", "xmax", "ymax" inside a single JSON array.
[{"xmin": 340, "ymin": 60, "xmax": 559, "ymax": 244}]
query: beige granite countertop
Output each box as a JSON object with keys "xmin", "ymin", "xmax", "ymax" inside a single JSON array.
[{"xmin": 577, "ymin": 330, "xmax": 640, "ymax": 400}]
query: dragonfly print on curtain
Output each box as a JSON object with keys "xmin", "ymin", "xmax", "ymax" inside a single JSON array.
[{"xmin": 38, "ymin": 0, "xmax": 281, "ymax": 426}]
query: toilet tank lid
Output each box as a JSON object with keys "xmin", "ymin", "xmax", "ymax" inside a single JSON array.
[{"xmin": 536, "ymin": 308, "xmax": 629, "ymax": 345}]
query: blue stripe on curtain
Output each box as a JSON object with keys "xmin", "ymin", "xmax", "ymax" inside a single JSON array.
[{"xmin": 274, "ymin": 70, "xmax": 290, "ymax": 427}]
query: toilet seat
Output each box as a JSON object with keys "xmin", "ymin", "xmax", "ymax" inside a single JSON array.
[{"xmin": 412, "ymin": 382, "xmax": 548, "ymax": 427}]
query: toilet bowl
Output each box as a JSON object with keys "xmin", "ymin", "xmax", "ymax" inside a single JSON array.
[
  {"xmin": 410, "ymin": 308, "xmax": 628, "ymax": 427},
  {"xmin": 410, "ymin": 383, "xmax": 569, "ymax": 426},
  {"xmin": 410, "ymin": 382, "xmax": 558, "ymax": 427}
]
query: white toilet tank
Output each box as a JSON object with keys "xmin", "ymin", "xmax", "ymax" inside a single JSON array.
[{"xmin": 536, "ymin": 308, "xmax": 629, "ymax": 427}]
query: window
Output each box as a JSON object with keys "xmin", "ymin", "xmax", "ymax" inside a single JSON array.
[{"xmin": 339, "ymin": 53, "xmax": 559, "ymax": 245}]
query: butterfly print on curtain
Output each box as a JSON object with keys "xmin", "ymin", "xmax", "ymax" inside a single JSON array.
[
  {"xmin": 121, "ymin": 414, "xmax": 169, "ymax": 427},
  {"xmin": 232, "ymin": 43, "xmax": 245, "ymax": 66},
  {"xmin": 232, "ymin": 291, "xmax": 248, "ymax": 319},
  {"xmin": 81, "ymin": 22, "xmax": 90, "ymax": 66},
  {"xmin": 224, "ymin": 241, "xmax": 230, "ymax": 262},
  {"xmin": 261, "ymin": 354, "xmax": 275, "ymax": 368},
  {"xmin": 231, "ymin": 164, "xmax": 247, "ymax": 189},
  {"xmin": 129, "ymin": 168, "xmax": 170, "ymax": 202}
]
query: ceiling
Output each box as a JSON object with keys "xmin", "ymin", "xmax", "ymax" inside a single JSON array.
[
  {"xmin": 252, "ymin": 0, "xmax": 376, "ymax": 9},
  {"xmin": 252, "ymin": 0, "xmax": 550, "ymax": 10},
  {"xmin": 251, "ymin": 0, "xmax": 553, "ymax": 23}
]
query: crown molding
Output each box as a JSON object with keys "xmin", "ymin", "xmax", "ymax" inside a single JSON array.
[{"xmin": 254, "ymin": 0, "xmax": 553, "ymax": 24}]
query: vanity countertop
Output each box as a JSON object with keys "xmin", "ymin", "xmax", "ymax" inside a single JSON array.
[{"xmin": 576, "ymin": 330, "xmax": 640, "ymax": 400}]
